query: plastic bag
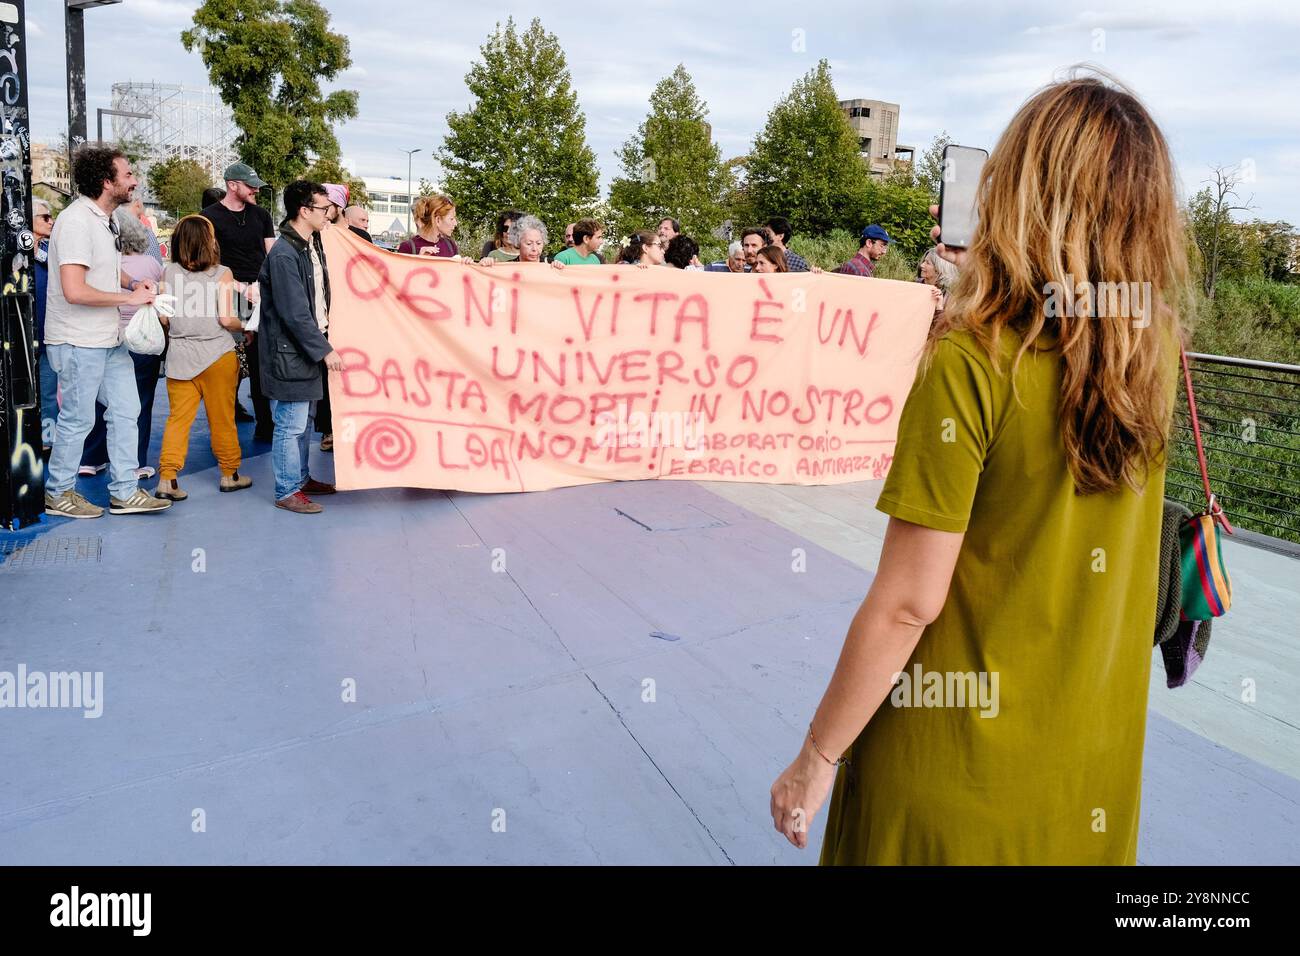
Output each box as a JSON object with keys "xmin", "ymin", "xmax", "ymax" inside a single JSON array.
[
  {"xmin": 124, "ymin": 293, "xmax": 176, "ymax": 355},
  {"xmin": 125, "ymin": 304, "xmax": 164, "ymax": 354}
]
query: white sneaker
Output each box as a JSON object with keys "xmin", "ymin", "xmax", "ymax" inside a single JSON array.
[
  {"xmin": 77, "ymin": 463, "xmax": 108, "ymax": 477},
  {"xmin": 136, "ymin": 466, "xmax": 156, "ymax": 479}
]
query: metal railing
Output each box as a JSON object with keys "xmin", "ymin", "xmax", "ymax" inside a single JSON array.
[{"xmin": 1169, "ymin": 352, "xmax": 1300, "ymax": 546}]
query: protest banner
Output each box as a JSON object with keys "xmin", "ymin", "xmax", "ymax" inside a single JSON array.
[{"xmin": 322, "ymin": 226, "xmax": 935, "ymax": 493}]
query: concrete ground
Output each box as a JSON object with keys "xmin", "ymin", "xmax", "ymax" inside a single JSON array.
[{"xmin": 1, "ymin": 383, "xmax": 1296, "ymax": 865}]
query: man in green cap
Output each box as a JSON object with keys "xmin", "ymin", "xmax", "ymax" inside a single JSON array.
[{"xmin": 202, "ymin": 162, "xmax": 276, "ymax": 440}]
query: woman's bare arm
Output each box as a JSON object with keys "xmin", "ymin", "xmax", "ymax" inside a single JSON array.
[
  {"xmin": 216, "ymin": 271, "xmax": 242, "ymax": 331},
  {"xmin": 769, "ymin": 516, "xmax": 964, "ymax": 848},
  {"xmin": 810, "ymin": 517, "xmax": 964, "ymax": 758}
]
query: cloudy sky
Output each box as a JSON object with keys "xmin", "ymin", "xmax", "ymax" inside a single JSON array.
[{"xmin": 21, "ymin": 0, "xmax": 1300, "ymax": 224}]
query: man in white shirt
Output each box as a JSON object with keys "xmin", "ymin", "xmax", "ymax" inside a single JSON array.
[{"xmin": 44, "ymin": 146, "xmax": 171, "ymax": 518}]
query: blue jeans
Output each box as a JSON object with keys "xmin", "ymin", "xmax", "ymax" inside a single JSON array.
[
  {"xmin": 46, "ymin": 342, "xmax": 141, "ymax": 501},
  {"xmin": 81, "ymin": 349, "xmax": 163, "ymax": 470},
  {"xmin": 271, "ymin": 399, "xmax": 314, "ymax": 500},
  {"xmin": 38, "ymin": 350, "xmax": 60, "ymax": 448}
]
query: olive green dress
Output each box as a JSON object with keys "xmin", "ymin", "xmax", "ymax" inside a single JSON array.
[{"xmin": 819, "ymin": 326, "xmax": 1175, "ymax": 865}]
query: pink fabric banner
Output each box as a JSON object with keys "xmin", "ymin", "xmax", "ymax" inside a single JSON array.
[{"xmin": 322, "ymin": 226, "xmax": 935, "ymax": 493}]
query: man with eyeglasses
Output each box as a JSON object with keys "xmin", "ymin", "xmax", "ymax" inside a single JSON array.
[
  {"xmin": 257, "ymin": 180, "xmax": 343, "ymax": 514},
  {"xmin": 43, "ymin": 145, "xmax": 170, "ymax": 518}
]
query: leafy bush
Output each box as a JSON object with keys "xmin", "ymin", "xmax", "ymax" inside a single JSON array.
[
  {"xmin": 1187, "ymin": 278, "xmax": 1300, "ymax": 364},
  {"xmin": 859, "ymin": 177, "xmax": 935, "ymax": 262}
]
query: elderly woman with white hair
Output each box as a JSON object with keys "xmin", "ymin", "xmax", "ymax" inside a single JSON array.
[
  {"xmin": 478, "ymin": 214, "xmax": 565, "ymax": 269},
  {"xmin": 918, "ymin": 246, "xmax": 959, "ymax": 320},
  {"xmin": 78, "ymin": 207, "xmax": 166, "ymax": 479}
]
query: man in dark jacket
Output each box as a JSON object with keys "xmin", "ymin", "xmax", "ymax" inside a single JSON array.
[{"xmin": 257, "ymin": 180, "xmax": 342, "ymax": 514}]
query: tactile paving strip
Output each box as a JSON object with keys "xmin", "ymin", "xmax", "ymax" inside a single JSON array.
[{"xmin": 0, "ymin": 536, "xmax": 103, "ymax": 571}]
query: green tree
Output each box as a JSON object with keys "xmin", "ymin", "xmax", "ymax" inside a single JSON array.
[
  {"xmin": 860, "ymin": 177, "xmax": 937, "ymax": 263},
  {"xmin": 182, "ymin": 0, "xmax": 359, "ymax": 209},
  {"xmin": 913, "ymin": 130, "xmax": 951, "ymax": 199},
  {"xmin": 1187, "ymin": 187, "xmax": 1235, "ymax": 293},
  {"xmin": 607, "ymin": 65, "xmax": 733, "ymax": 242},
  {"xmin": 116, "ymin": 135, "xmax": 152, "ymax": 169},
  {"xmin": 438, "ymin": 17, "xmax": 599, "ymax": 236},
  {"xmin": 1238, "ymin": 219, "xmax": 1298, "ymax": 283},
  {"xmin": 303, "ymin": 155, "xmax": 369, "ymax": 207},
  {"xmin": 1186, "ymin": 166, "xmax": 1254, "ymax": 297},
  {"xmin": 746, "ymin": 60, "xmax": 872, "ymax": 236},
  {"xmin": 720, "ymin": 155, "xmax": 752, "ymax": 226},
  {"xmin": 147, "ymin": 156, "xmax": 213, "ymax": 216}
]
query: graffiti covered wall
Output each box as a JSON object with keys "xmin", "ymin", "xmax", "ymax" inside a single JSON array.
[{"xmin": 1, "ymin": 0, "xmax": 44, "ymax": 529}]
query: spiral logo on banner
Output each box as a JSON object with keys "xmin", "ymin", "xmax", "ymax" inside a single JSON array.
[{"xmin": 354, "ymin": 419, "xmax": 416, "ymax": 471}]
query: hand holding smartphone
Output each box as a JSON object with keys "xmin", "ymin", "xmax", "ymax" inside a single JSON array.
[{"xmin": 936, "ymin": 144, "xmax": 989, "ymax": 250}]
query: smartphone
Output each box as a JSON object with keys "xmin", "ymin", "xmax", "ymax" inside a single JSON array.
[{"xmin": 937, "ymin": 144, "xmax": 988, "ymax": 249}]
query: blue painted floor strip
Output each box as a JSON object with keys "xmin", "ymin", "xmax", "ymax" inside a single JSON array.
[{"xmin": 1, "ymin": 380, "xmax": 1295, "ymax": 864}]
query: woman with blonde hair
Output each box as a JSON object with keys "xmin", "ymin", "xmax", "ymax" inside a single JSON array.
[
  {"xmin": 396, "ymin": 194, "xmax": 459, "ymax": 258},
  {"xmin": 917, "ymin": 245, "xmax": 960, "ymax": 313},
  {"xmin": 153, "ymin": 215, "xmax": 252, "ymax": 500},
  {"xmin": 770, "ymin": 71, "xmax": 1187, "ymax": 865}
]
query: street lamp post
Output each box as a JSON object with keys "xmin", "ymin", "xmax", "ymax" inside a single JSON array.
[
  {"xmin": 402, "ymin": 148, "xmax": 421, "ymax": 236},
  {"xmin": 65, "ymin": 1, "xmax": 124, "ymax": 166}
]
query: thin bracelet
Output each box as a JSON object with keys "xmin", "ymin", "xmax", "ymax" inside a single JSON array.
[{"xmin": 808, "ymin": 724, "xmax": 847, "ymax": 767}]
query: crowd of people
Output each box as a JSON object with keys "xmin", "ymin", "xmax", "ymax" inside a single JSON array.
[
  {"xmin": 29, "ymin": 70, "xmax": 1188, "ymax": 868},
  {"xmin": 33, "ymin": 148, "xmax": 952, "ymax": 519}
]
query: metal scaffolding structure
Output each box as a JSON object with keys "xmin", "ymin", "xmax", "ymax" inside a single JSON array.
[{"xmin": 108, "ymin": 82, "xmax": 239, "ymax": 203}]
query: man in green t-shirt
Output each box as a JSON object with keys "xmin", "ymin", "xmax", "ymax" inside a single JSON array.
[{"xmin": 554, "ymin": 219, "xmax": 604, "ymax": 265}]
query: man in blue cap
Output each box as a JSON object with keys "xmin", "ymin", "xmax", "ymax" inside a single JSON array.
[{"xmin": 837, "ymin": 224, "xmax": 890, "ymax": 277}]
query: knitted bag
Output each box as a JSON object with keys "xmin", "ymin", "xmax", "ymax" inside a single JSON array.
[
  {"xmin": 1154, "ymin": 501, "xmax": 1214, "ymax": 688},
  {"xmin": 1153, "ymin": 347, "xmax": 1234, "ymax": 688}
]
